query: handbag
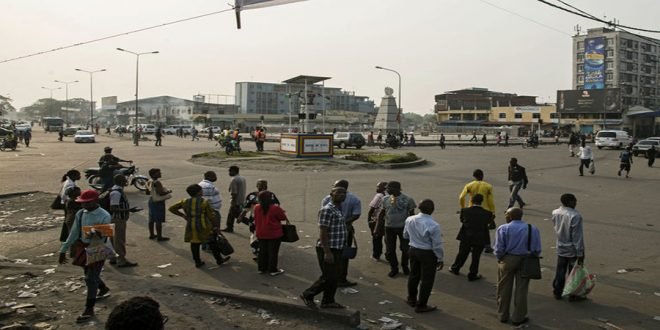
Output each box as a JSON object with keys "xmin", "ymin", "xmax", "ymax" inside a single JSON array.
[
  {"xmin": 281, "ymin": 220, "xmax": 299, "ymax": 243},
  {"xmin": 520, "ymin": 224, "xmax": 542, "ymax": 280},
  {"xmin": 215, "ymin": 233, "xmax": 234, "ymax": 255},
  {"xmin": 589, "ymin": 160, "xmax": 596, "ymax": 175},
  {"xmin": 150, "ymin": 180, "xmax": 172, "ymax": 202},
  {"xmin": 342, "ymin": 236, "xmax": 358, "ymax": 259},
  {"xmin": 51, "ymin": 194, "xmax": 64, "ymax": 210},
  {"xmin": 562, "ymin": 264, "xmax": 596, "ymax": 297}
]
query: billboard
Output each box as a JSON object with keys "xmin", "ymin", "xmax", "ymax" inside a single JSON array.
[
  {"xmin": 584, "ymin": 37, "xmax": 606, "ymax": 90},
  {"xmin": 557, "ymin": 89, "xmax": 621, "ymax": 113}
]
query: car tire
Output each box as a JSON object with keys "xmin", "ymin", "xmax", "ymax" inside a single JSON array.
[
  {"xmin": 356, "ymin": 145, "xmax": 362, "ymax": 149},
  {"xmin": 339, "ymin": 142, "xmax": 346, "ymax": 149},
  {"xmin": 597, "ymin": 146, "xmax": 603, "ymax": 149}
]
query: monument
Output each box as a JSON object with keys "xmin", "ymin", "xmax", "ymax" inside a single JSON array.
[{"xmin": 373, "ymin": 87, "xmax": 400, "ymax": 133}]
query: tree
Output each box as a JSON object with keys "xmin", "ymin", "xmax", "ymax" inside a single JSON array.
[{"xmin": 0, "ymin": 95, "xmax": 16, "ymax": 116}]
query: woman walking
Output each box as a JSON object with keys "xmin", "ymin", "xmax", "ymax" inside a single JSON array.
[
  {"xmin": 253, "ymin": 190, "xmax": 288, "ymax": 276},
  {"xmin": 59, "ymin": 170, "xmax": 81, "ymax": 241}
]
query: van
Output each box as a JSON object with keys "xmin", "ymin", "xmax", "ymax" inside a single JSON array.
[
  {"xmin": 137, "ymin": 124, "xmax": 157, "ymax": 134},
  {"xmin": 595, "ymin": 130, "xmax": 632, "ymax": 149}
]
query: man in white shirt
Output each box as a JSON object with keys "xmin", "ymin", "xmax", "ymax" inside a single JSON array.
[
  {"xmin": 577, "ymin": 142, "xmax": 593, "ymax": 176},
  {"xmin": 403, "ymin": 199, "xmax": 444, "ymax": 313}
]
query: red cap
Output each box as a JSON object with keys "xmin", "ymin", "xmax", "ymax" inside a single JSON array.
[{"xmin": 75, "ymin": 189, "xmax": 100, "ymax": 203}]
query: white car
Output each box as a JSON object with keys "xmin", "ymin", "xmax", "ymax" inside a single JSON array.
[
  {"xmin": 74, "ymin": 130, "xmax": 95, "ymax": 143},
  {"xmin": 595, "ymin": 130, "xmax": 632, "ymax": 149}
]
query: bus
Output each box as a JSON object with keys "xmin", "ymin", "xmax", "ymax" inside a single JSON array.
[{"xmin": 42, "ymin": 117, "xmax": 64, "ymax": 132}]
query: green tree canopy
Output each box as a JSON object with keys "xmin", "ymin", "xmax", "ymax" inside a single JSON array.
[{"xmin": 0, "ymin": 95, "xmax": 16, "ymax": 116}]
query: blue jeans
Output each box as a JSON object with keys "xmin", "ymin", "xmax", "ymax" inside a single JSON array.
[
  {"xmin": 552, "ymin": 256, "xmax": 577, "ymax": 297},
  {"xmin": 84, "ymin": 262, "xmax": 106, "ymax": 307},
  {"xmin": 508, "ymin": 180, "xmax": 524, "ymax": 208}
]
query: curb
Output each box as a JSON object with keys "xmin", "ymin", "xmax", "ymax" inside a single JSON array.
[
  {"xmin": 0, "ymin": 191, "xmax": 41, "ymax": 199},
  {"xmin": 171, "ymin": 282, "xmax": 361, "ymax": 327},
  {"xmin": 382, "ymin": 158, "xmax": 428, "ymax": 169}
]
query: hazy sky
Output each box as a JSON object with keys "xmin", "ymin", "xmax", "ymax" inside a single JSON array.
[{"xmin": 1, "ymin": 0, "xmax": 658, "ymax": 114}]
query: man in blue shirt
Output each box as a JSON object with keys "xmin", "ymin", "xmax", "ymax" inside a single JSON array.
[
  {"xmin": 321, "ymin": 179, "xmax": 361, "ymax": 287},
  {"xmin": 494, "ymin": 207, "xmax": 541, "ymax": 327},
  {"xmin": 403, "ymin": 199, "xmax": 443, "ymax": 313}
]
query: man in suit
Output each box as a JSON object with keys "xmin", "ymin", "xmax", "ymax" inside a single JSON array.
[{"xmin": 449, "ymin": 194, "xmax": 492, "ymax": 281}]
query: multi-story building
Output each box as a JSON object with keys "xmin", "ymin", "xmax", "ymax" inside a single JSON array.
[
  {"xmin": 573, "ymin": 27, "xmax": 659, "ymax": 108},
  {"xmin": 570, "ymin": 27, "xmax": 659, "ymax": 135},
  {"xmin": 235, "ymin": 81, "xmax": 375, "ymax": 115}
]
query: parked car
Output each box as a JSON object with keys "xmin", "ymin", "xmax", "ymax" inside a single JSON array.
[
  {"xmin": 632, "ymin": 139, "xmax": 660, "ymax": 157},
  {"xmin": 595, "ymin": 130, "xmax": 632, "ymax": 149},
  {"xmin": 199, "ymin": 126, "xmax": 221, "ymax": 138},
  {"xmin": 162, "ymin": 125, "xmax": 193, "ymax": 135},
  {"xmin": 138, "ymin": 124, "xmax": 157, "ymax": 134},
  {"xmin": 63, "ymin": 126, "xmax": 85, "ymax": 136},
  {"xmin": 74, "ymin": 130, "xmax": 95, "ymax": 143},
  {"xmin": 333, "ymin": 132, "xmax": 366, "ymax": 149},
  {"xmin": 14, "ymin": 122, "xmax": 31, "ymax": 133}
]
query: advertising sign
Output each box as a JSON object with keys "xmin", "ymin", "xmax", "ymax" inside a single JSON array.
[
  {"xmin": 556, "ymin": 89, "xmax": 621, "ymax": 113},
  {"xmin": 302, "ymin": 138, "xmax": 331, "ymax": 153},
  {"xmin": 514, "ymin": 106, "xmax": 540, "ymax": 113},
  {"xmin": 584, "ymin": 37, "xmax": 606, "ymax": 90},
  {"xmin": 280, "ymin": 137, "xmax": 297, "ymax": 153}
]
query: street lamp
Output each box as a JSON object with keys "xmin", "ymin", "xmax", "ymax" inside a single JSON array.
[
  {"xmin": 75, "ymin": 68, "xmax": 106, "ymax": 130},
  {"xmin": 116, "ymin": 47, "xmax": 159, "ymax": 145},
  {"xmin": 54, "ymin": 80, "xmax": 79, "ymax": 126},
  {"xmin": 41, "ymin": 86, "xmax": 62, "ymax": 117},
  {"xmin": 375, "ymin": 65, "xmax": 402, "ymax": 132}
]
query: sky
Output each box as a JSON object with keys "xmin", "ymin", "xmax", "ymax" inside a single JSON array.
[{"xmin": 1, "ymin": 0, "xmax": 658, "ymax": 114}]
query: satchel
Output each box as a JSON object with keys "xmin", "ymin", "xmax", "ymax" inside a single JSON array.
[
  {"xmin": 281, "ymin": 220, "xmax": 299, "ymax": 243},
  {"xmin": 71, "ymin": 239, "xmax": 88, "ymax": 266},
  {"xmin": 342, "ymin": 236, "xmax": 358, "ymax": 259},
  {"xmin": 151, "ymin": 192, "xmax": 172, "ymax": 202},
  {"xmin": 215, "ymin": 234, "xmax": 234, "ymax": 255},
  {"xmin": 51, "ymin": 194, "xmax": 64, "ymax": 210},
  {"xmin": 520, "ymin": 224, "xmax": 542, "ymax": 280}
]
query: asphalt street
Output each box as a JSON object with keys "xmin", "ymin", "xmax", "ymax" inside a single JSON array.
[{"xmin": 1, "ymin": 129, "xmax": 659, "ymax": 329}]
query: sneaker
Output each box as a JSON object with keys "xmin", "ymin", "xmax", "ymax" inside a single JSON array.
[
  {"xmin": 468, "ymin": 274, "xmax": 483, "ymax": 282},
  {"xmin": 157, "ymin": 237, "xmax": 170, "ymax": 242},
  {"xmin": 97, "ymin": 287, "xmax": 111, "ymax": 299},
  {"xmin": 370, "ymin": 256, "xmax": 381, "ymax": 262},
  {"xmin": 300, "ymin": 294, "xmax": 317, "ymax": 309},
  {"xmin": 448, "ymin": 268, "xmax": 460, "ymax": 276},
  {"xmin": 76, "ymin": 308, "xmax": 94, "ymax": 323},
  {"xmin": 195, "ymin": 261, "xmax": 206, "ymax": 268},
  {"xmin": 388, "ymin": 270, "xmax": 398, "ymax": 278},
  {"xmin": 414, "ymin": 305, "xmax": 437, "ymax": 313},
  {"xmin": 148, "ymin": 235, "xmax": 157, "ymax": 240},
  {"xmin": 217, "ymin": 256, "xmax": 231, "ymax": 265},
  {"xmin": 270, "ymin": 269, "xmax": 285, "ymax": 276},
  {"xmin": 117, "ymin": 261, "xmax": 138, "ymax": 268}
]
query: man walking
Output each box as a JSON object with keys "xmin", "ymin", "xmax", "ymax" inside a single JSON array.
[
  {"xmin": 648, "ymin": 145, "xmax": 657, "ymax": 167},
  {"xmin": 321, "ymin": 180, "xmax": 361, "ymax": 287},
  {"xmin": 199, "ymin": 171, "xmax": 222, "ymax": 249},
  {"xmin": 108, "ymin": 175, "xmax": 138, "ymax": 267},
  {"xmin": 618, "ymin": 146, "xmax": 633, "ymax": 178},
  {"xmin": 494, "ymin": 207, "xmax": 541, "ymax": 326},
  {"xmin": 551, "ymin": 193, "xmax": 585, "ymax": 301},
  {"xmin": 507, "ymin": 158, "xmax": 528, "ymax": 208},
  {"xmin": 378, "ymin": 181, "xmax": 417, "ymax": 277},
  {"xmin": 222, "ymin": 166, "xmax": 246, "ymax": 233},
  {"xmin": 449, "ymin": 194, "xmax": 491, "ymax": 281},
  {"xmin": 403, "ymin": 199, "xmax": 444, "ymax": 313},
  {"xmin": 459, "ymin": 169, "xmax": 496, "ymax": 253},
  {"xmin": 577, "ymin": 142, "xmax": 593, "ymax": 176},
  {"xmin": 367, "ymin": 182, "xmax": 387, "ymax": 261},
  {"xmin": 154, "ymin": 127, "xmax": 163, "ymax": 147},
  {"xmin": 439, "ymin": 133, "xmax": 446, "ymax": 149},
  {"xmin": 300, "ymin": 186, "xmax": 347, "ymax": 309}
]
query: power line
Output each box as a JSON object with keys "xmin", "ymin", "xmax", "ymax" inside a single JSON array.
[
  {"xmin": 537, "ymin": 0, "xmax": 660, "ymax": 34},
  {"xmin": 478, "ymin": 0, "xmax": 572, "ymax": 36},
  {"xmin": 555, "ymin": 0, "xmax": 660, "ymax": 46},
  {"xmin": 0, "ymin": 8, "xmax": 234, "ymax": 64}
]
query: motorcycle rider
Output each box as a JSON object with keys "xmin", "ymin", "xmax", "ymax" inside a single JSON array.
[{"xmin": 98, "ymin": 146, "xmax": 132, "ymax": 192}]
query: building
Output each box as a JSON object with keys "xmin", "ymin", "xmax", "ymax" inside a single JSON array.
[
  {"xmin": 102, "ymin": 95, "xmax": 238, "ymax": 127},
  {"xmin": 570, "ymin": 27, "xmax": 660, "ymax": 135},
  {"xmin": 235, "ymin": 81, "xmax": 375, "ymax": 115},
  {"xmin": 434, "ymin": 87, "xmax": 557, "ymax": 135}
]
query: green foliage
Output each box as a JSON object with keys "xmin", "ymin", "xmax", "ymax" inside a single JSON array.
[
  {"xmin": 342, "ymin": 151, "xmax": 418, "ymax": 164},
  {"xmin": 191, "ymin": 151, "xmax": 264, "ymax": 159},
  {"xmin": 0, "ymin": 95, "xmax": 15, "ymax": 116}
]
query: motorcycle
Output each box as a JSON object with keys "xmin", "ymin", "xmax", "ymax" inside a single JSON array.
[
  {"xmin": 224, "ymin": 136, "xmax": 242, "ymax": 155},
  {"xmin": 379, "ymin": 136, "xmax": 401, "ymax": 149},
  {"xmin": 0, "ymin": 137, "xmax": 17, "ymax": 151},
  {"xmin": 522, "ymin": 137, "xmax": 539, "ymax": 149},
  {"xmin": 84, "ymin": 162, "xmax": 149, "ymax": 191}
]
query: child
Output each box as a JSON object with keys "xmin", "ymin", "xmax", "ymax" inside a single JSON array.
[{"xmin": 168, "ymin": 184, "xmax": 230, "ymax": 267}]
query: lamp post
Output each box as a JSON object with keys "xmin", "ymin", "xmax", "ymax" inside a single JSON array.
[
  {"xmin": 75, "ymin": 68, "xmax": 106, "ymax": 130},
  {"xmin": 117, "ymin": 47, "xmax": 159, "ymax": 145},
  {"xmin": 375, "ymin": 65, "xmax": 402, "ymax": 132},
  {"xmin": 54, "ymin": 80, "xmax": 78, "ymax": 126},
  {"xmin": 41, "ymin": 86, "xmax": 62, "ymax": 117}
]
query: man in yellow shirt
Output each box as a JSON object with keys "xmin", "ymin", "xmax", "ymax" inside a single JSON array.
[{"xmin": 459, "ymin": 169, "xmax": 496, "ymax": 253}]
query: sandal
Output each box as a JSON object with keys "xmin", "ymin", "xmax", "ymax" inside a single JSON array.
[{"xmin": 320, "ymin": 302, "xmax": 345, "ymax": 309}]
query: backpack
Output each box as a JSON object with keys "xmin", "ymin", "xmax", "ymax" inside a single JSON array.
[{"xmin": 98, "ymin": 189, "xmax": 113, "ymax": 211}]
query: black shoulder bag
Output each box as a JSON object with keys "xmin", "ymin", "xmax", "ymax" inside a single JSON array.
[{"xmin": 520, "ymin": 224, "xmax": 542, "ymax": 279}]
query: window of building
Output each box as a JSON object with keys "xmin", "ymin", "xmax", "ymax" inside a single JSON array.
[
  {"xmin": 550, "ymin": 113, "xmax": 558, "ymax": 119},
  {"xmin": 514, "ymin": 113, "xmax": 522, "ymax": 119},
  {"xmin": 606, "ymin": 73, "xmax": 614, "ymax": 81},
  {"xmin": 606, "ymin": 61, "xmax": 613, "ymax": 70},
  {"xmin": 498, "ymin": 113, "xmax": 506, "ymax": 119},
  {"xmin": 532, "ymin": 113, "xmax": 540, "ymax": 119},
  {"xmin": 577, "ymin": 64, "xmax": 584, "ymax": 72},
  {"xmin": 576, "ymin": 53, "xmax": 584, "ymax": 61},
  {"xmin": 607, "ymin": 49, "xmax": 614, "ymax": 57},
  {"xmin": 577, "ymin": 75, "xmax": 584, "ymax": 82},
  {"xmin": 577, "ymin": 41, "xmax": 584, "ymax": 49},
  {"xmin": 606, "ymin": 38, "xmax": 614, "ymax": 48},
  {"xmin": 633, "ymin": 41, "xmax": 638, "ymax": 49}
]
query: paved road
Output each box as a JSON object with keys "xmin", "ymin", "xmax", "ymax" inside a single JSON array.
[{"xmin": 1, "ymin": 129, "xmax": 659, "ymax": 329}]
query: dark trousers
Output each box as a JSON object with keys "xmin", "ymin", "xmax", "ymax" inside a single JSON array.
[
  {"xmin": 191, "ymin": 241, "xmax": 224, "ymax": 264},
  {"xmin": 407, "ymin": 247, "xmax": 437, "ymax": 307},
  {"xmin": 84, "ymin": 262, "xmax": 107, "ymax": 308},
  {"xmin": 552, "ymin": 256, "xmax": 577, "ymax": 297},
  {"xmin": 303, "ymin": 248, "xmax": 342, "ymax": 304},
  {"xmin": 451, "ymin": 241, "xmax": 484, "ymax": 279},
  {"xmin": 258, "ymin": 238, "xmax": 282, "ymax": 273},
  {"xmin": 368, "ymin": 221, "xmax": 383, "ymax": 259},
  {"xmin": 256, "ymin": 141, "xmax": 264, "ymax": 151},
  {"xmin": 338, "ymin": 225, "xmax": 354, "ymax": 282},
  {"xmin": 385, "ymin": 227, "xmax": 409, "ymax": 271},
  {"xmin": 579, "ymin": 159, "xmax": 591, "ymax": 175},
  {"xmin": 508, "ymin": 180, "xmax": 524, "ymax": 207},
  {"xmin": 155, "ymin": 136, "xmax": 162, "ymax": 146},
  {"xmin": 649, "ymin": 156, "xmax": 655, "ymax": 167},
  {"xmin": 225, "ymin": 205, "xmax": 241, "ymax": 230}
]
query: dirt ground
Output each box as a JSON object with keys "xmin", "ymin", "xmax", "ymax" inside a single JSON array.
[{"xmin": 0, "ymin": 193, "xmax": 356, "ymax": 330}]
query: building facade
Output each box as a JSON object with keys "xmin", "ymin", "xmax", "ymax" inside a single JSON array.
[{"xmin": 235, "ymin": 81, "xmax": 375, "ymax": 115}]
